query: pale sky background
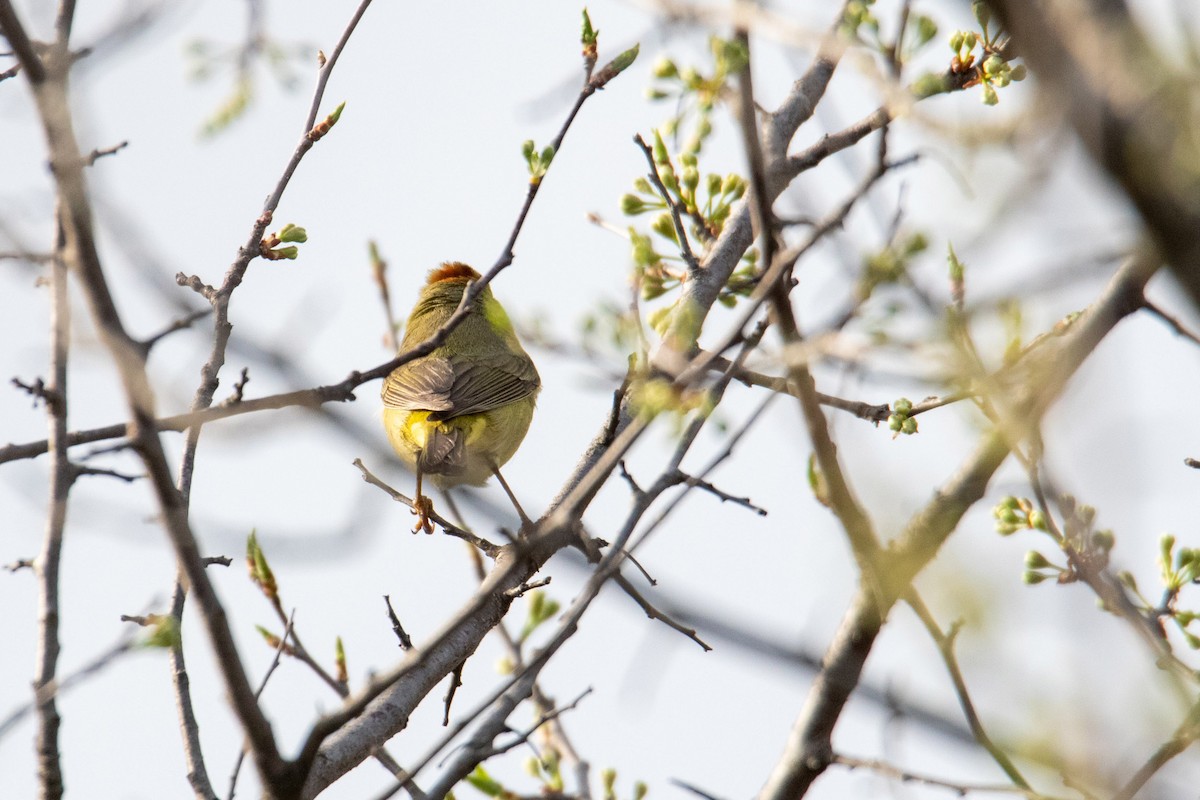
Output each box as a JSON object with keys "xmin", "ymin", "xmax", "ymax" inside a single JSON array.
[{"xmin": 3, "ymin": 1, "xmax": 1200, "ymax": 798}]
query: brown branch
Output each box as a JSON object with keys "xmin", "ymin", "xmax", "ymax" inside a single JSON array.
[
  {"xmin": 0, "ymin": 1, "xmax": 46, "ymax": 83},
  {"xmin": 167, "ymin": 574, "xmax": 219, "ymax": 800},
  {"xmin": 383, "ymin": 595, "xmax": 412, "ymax": 650},
  {"xmin": 1142, "ymin": 299, "xmax": 1200, "ymax": 348},
  {"xmin": 441, "ymin": 662, "xmax": 465, "ymax": 727},
  {"xmin": 32, "ymin": 228, "xmax": 70, "ymax": 800},
  {"xmin": 3, "ymin": 1, "xmax": 291, "ymax": 789},
  {"xmin": 80, "ymin": 139, "xmax": 127, "ymax": 166},
  {"xmin": 613, "ymin": 573, "xmax": 711, "ymax": 651}
]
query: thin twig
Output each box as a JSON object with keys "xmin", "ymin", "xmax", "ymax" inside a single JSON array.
[
  {"xmin": 632, "ymin": 133, "xmax": 700, "ymax": 274},
  {"xmin": 834, "ymin": 754, "xmax": 1053, "ymax": 798},
  {"xmin": 904, "ymin": 592, "xmax": 1032, "ymax": 790},
  {"xmin": 383, "ymin": 595, "xmax": 413, "ymax": 650},
  {"xmin": 1142, "ymin": 298, "xmax": 1200, "ymax": 347},
  {"xmin": 353, "ymin": 459, "xmax": 501, "ymax": 557},
  {"xmin": 441, "ymin": 662, "xmax": 465, "ymax": 726},
  {"xmin": 613, "ymin": 573, "xmax": 711, "ymax": 651}
]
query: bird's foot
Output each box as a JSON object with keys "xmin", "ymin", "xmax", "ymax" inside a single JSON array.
[{"xmin": 411, "ymin": 495, "xmax": 435, "ymax": 534}]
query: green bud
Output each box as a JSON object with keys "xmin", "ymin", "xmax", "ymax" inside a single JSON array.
[
  {"xmin": 903, "ymin": 232, "xmax": 928, "ymax": 256},
  {"xmin": 278, "ymin": 223, "xmax": 308, "ymax": 243},
  {"xmin": 580, "ymin": 9, "xmax": 598, "ymax": 47},
  {"xmin": 1023, "ymin": 570, "xmax": 1050, "ymax": 585},
  {"xmin": 1184, "ymin": 630, "xmax": 1200, "ymax": 650},
  {"xmin": 982, "ymin": 54, "xmax": 1004, "ymax": 76},
  {"xmin": 632, "ymin": 235, "xmax": 658, "ymax": 268},
  {"xmin": 1161, "ymin": 534, "xmax": 1177, "ymax": 566},
  {"xmin": 892, "ymin": 397, "xmax": 913, "ymax": 415},
  {"xmin": 540, "ymin": 145, "xmax": 556, "ymax": 167},
  {"xmin": 644, "ymin": 88, "xmax": 670, "ymax": 101},
  {"xmin": 651, "ymin": 213, "xmax": 677, "ymax": 242},
  {"xmin": 642, "ymin": 276, "xmax": 666, "ymax": 301},
  {"xmin": 652, "ymin": 129, "xmax": 670, "ymax": 164},
  {"xmin": 522, "ymin": 139, "xmax": 535, "ymax": 161},
  {"xmin": 528, "ymin": 590, "xmax": 545, "ymax": 620},
  {"xmin": 947, "ymin": 242, "xmax": 964, "ymax": 282},
  {"xmin": 524, "ymin": 756, "xmax": 543, "ymax": 778},
  {"xmin": 1091, "ymin": 529, "xmax": 1115, "ymax": 553},
  {"xmin": 141, "ymin": 615, "xmax": 182, "ymax": 649},
  {"xmin": 1011, "ymin": 64, "xmax": 1028, "ymax": 81},
  {"xmin": 621, "ymin": 194, "xmax": 645, "ymax": 215},
  {"xmin": 912, "ymin": 15, "xmax": 938, "ymax": 48},
  {"xmin": 982, "ymin": 82, "xmax": 999, "ymax": 106},
  {"xmin": 682, "ymin": 166, "xmax": 699, "ymax": 193},
  {"xmin": 681, "ymin": 66, "xmax": 701, "ymax": 89},
  {"xmin": 662, "ymin": 169, "xmax": 679, "ymax": 192},
  {"xmin": 602, "ymin": 769, "xmax": 617, "ymax": 795},
  {"xmin": 901, "ymin": 416, "xmax": 918, "ymax": 435},
  {"xmin": 1025, "ymin": 550, "xmax": 1052, "ymax": 569},
  {"xmin": 634, "ymin": 782, "xmax": 648, "ymax": 800},
  {"xmin": 888, "ymin": 414, "xmax": 903, "ymax": 432},
  {"xmin": 949, "ymin": 31, "xmax": 964, "ymax": 53},
  {"xmin": 653, "ymin": 57, "xmax": 678, "ymax": 79},
  {"xmin": 705, "ymin": 173, "xmax": 722, "ymax": 197},
  {"xmin": 633, "ymin": 177, "xmax": 653, "ymax": 194},
  {"xmin": 273, "ymin": 245, "xmax": 299, "ymax": 260},
  {"xmin": 466, "ymin": 766, "xmax": 505, "ymax": 797},
  {"xmin": 696, "ymin": 117, "xmax": 713, "ymax": 140},
  {"xmin": 973, "ymin": 0, "xmax": 991, "ymax": 30},
  {"xmin": 680, "ymin": 152, "xmax": 697, "ymax": 169},
  {"xmin": 1028, "ymin": 509, "xmax": 1047, "ymax": 531}
]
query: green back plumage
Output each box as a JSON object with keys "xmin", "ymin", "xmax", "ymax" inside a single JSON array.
[{"xmin": 381, "ymin": 269, "xmax": 540, "ymax": 421}]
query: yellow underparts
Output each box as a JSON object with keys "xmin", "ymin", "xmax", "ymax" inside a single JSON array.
[{"xmin": 384, "ymin": 402, "xmax": 534, "ymax": 489}]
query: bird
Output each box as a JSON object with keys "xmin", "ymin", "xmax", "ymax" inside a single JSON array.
[{"xmin": 381, "ymin": 262, "xmax": 540, "ymax": 534}]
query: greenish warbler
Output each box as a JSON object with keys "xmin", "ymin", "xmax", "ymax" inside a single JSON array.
[{"xmin": 382, "ymin": 263, "xmax": 540, "ymax": 533}]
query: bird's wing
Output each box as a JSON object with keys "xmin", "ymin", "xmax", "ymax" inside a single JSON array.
[
  {"xmin": 381, "ymin": 352, "xmax": 539, "ymax": 418},
  {"xmin": 438, "ymin": 352, "xmax": 540, "ymax": 418},
  {"xmin": 381, "ymin": 356, "xmax": 457, "ymax": 411}
]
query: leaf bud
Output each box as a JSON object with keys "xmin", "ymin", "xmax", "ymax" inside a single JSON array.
[{"xmin": 653, "ymin": 57, "xmax": 678, "ymax": 79}]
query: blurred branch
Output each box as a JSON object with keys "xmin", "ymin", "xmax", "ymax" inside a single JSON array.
[
  {"xmin": 833, "ymin": 754, "xmax": 1051, "ymax": 798},
  {"xmin": 0, "ymin": 624, "xmax": 139, "ymax": 742},
  {"xmin": 755, "ymin": 253, "xmax": 1158, "ymax": 800},
  {"xmin": 1111, "ymin": 696, "xmax": 1200, "ymax": 800},
  {"xmin": 987, "ymin": 0, "xmax": 1200, "ymax": 310},
  {"xmin": 905, "ymin": 592, "xmax": 1033, "ymax": 791}
]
